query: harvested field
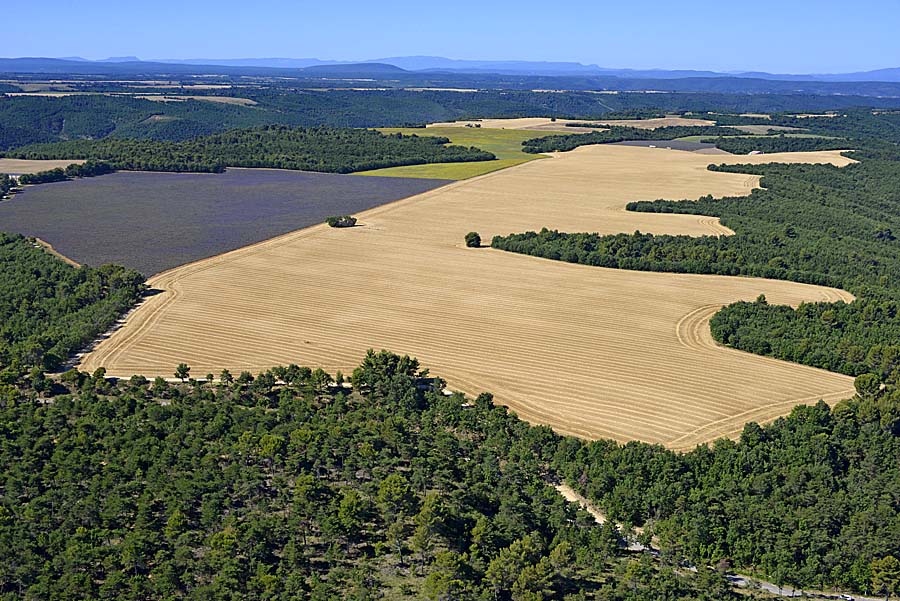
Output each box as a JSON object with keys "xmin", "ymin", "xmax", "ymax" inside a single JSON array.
[
  {"xmin": 0, "ymin": 169, "xmax": 450, "ymax": 275},
  {"xmin": 0, "ymin": 158, "xmax": 84, "ymax": 175},
  {"xmin": 81, "ymin": 145, "xmax": 856, "ymax": 450}
]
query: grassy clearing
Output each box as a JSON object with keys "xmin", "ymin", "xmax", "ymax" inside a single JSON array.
[{"xmin": 356, "ymin": 127, "xmax": 545, "ymax": 179}]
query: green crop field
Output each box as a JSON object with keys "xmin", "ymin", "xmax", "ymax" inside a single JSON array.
[{"xmin": 356, "ymin": 126, "xmax": 546, "ymax": 179}]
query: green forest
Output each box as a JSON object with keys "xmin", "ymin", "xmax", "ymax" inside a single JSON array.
[
  {"xmin": 0, "ymin": 174, "xmax": 12, "ymax": 198},
  {"xmin": 15, "ymin": 161, "xmax": 114, "ymax": 185},
  {"xmin": 705, "ymin": 135, "xmax": 850, "ymax": 154},
  {"xmin": 0, "ymin": 233, "xmax": 144, "ymax": 377},
  {"xmin": 4, "ymin": 126, "xmax": 495, "ymax": 174},
  {"xmin": 520, "ymin": 126, "xmax": 746, "ymax": 153},
  {"xmin": 5, "ymin": 90, "xmax": 900, "ymax": 151}
]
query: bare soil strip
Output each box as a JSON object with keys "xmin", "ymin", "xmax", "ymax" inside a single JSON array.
[
  {"xmin": 33, "ymin": 238, "xmax": 81, "ymax": 267},
  {"xmin": 80, "ymin": 145, "xmax": 856, "ymax": 449}
]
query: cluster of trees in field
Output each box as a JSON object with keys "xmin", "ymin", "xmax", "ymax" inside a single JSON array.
[
  {"xmin": 710, "ymin": 294, "xmax": 900, "ymax": 378},
  {"xmin": 16, "ymin": 168, "xmax": 68, "ymax": 184},
  {"xmin": 0, "ymin": 233, "xmax": 144, "ymax": 378},
  {"xmin": 326, "ymin": 215, "xmax": 357, "ymax": 227},
  {"xmin": 16, "ymin": 161, "xmax": 114, "ymax": 185},
  {"xmin": 0, "ymin": 174, "xmax": 12, "ymax": 198},
  {"xmin": 704, "ymin": 134, "xmax": 850, "ymax": 154},
  {"xmin": 520, "ymin": 126, "xmax": 746, "ymax": 153},
  {"xmin": 5, "ymin": 126, "xmax": 496, "ymax": 174},
  {"xmin": 492, "ymin": 227, "xmax": 850, "ymax": 286}
]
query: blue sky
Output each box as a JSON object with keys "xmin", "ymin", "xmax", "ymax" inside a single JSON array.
[{"xmin": 2, "ymin": 0, "xmax": 897, "ymax": 73}]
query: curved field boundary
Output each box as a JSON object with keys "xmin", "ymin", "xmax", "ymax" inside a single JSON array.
[{"xmin": 81, "ymin": 145, "xmax": 857, "ymax": 449}]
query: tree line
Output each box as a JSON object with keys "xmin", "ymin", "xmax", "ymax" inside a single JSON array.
[
  {"xmin": 704, "ymin": 134, "xmax": 851, "ymax": 154},
  {"xmin": 520, "ymin": 126, "xmax": 747, "ymax": 153},
  {"xmin": 15, "ymin": 160, "xmax": 113, "ymax": 185},
  {"xmin": 0, "ymin": 174, "xmax": 11, "ymax": 198},
  {"xmin": 0, "ymin": 233, "xmax": 144, "ymax": 379},
  {"xmin": 4, "ymin": 126, "xmax": 496, "ymax": 174}
]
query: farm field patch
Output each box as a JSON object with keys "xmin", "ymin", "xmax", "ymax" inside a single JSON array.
[
  {"xmin": 81, "ymin": 145, "xmax": 856, "ymax": 449},
  {"xmin": 0, "ymin": 158, "xmax": 84, "ymax": 175},
  {"xmin": 0, "ymin": 168, "xmax": 450, "ymax": 275},
  {"xmin": 358, "ymin": 127, "xmax": 546, "ymax": 179}
]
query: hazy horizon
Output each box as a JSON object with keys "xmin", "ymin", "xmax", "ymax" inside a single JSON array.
[
  {"xmin": 5, "ymin": 0, "xmax": 898, "ymax": 74},
  {"xmin": 32, "ymin": 54, "xmax": 900, "ymax": 76}
]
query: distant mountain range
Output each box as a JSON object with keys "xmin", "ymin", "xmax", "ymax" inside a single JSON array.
[
  {"xmin": 1, "ymin": 56, "xmax": 900, "ymax": 99},
  {"xmin": 6, "ymin": 55, "xmax": 898, "ymax": 83},
  {"xmin": 157, "ymin": 55, "xmax": 900, "ymax": 83}
]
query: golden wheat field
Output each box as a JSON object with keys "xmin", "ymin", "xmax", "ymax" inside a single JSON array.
[
  {"xmin": 80, "ymin": 144, "xmax": 857, "ymax": 449},
  {"xmin": 0, "ymin": 158, "xmax": 85, "ymax": 174}
]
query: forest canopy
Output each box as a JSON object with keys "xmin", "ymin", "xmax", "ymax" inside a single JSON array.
[
  {"xmin": 4, "ymin": 126, "xmax": 496, "ymax": 174},
  {"xmin": 0, "ymin": 233, "xmax": 144, "ymax": 377}
]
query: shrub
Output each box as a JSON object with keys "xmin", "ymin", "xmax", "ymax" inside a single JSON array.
[
  {"xmin": 326, "ymin": 215, "xmax": 358, "ymax": 228},
  {"xmin": 465, "ymin": 232, "xmax": 481, "ymax": 248}
]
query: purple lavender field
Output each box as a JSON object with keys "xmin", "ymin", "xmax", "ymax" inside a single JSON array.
[{"xmin": 0, "ymin": 169, "xmax": 451, "ymax": 275}]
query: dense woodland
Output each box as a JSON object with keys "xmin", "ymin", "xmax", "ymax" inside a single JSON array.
[
  {"xmin": 554, "ymin": 396, "xmax": 900, "ymax": 594},
  {"xmin": 5, "ymin": 127, "xmax": 495, "ymax": 174},
  {"xmin": 4, "ymin": 89, "xmax": 900, "ymax": 151},
  {"xmin": 520, "ymin": 126, "xmax": 745, "ymax": 153},
  {"xmin": 705, "ymin": 135, "xmax": 851, "ymax": 154},
  {"xmin": 0, "ymin": 233, "xmax": 144, "ymax": 378},
  {"xmin": 0, "ymin": 174, "xmax": 11, "ymax": 198},
  {"xmin": 0, "ymin": 348, "xmax": 753, "ymax": 601}
]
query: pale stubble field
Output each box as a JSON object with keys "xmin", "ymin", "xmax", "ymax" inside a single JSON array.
[{"xmin": 81, "ymin": 144, "xmax": 856, "ymax": 450}]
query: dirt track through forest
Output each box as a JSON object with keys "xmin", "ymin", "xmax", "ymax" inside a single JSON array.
[{"xmin": 80, "ymin": 144, "xmax": 857, "ymax": 449}]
